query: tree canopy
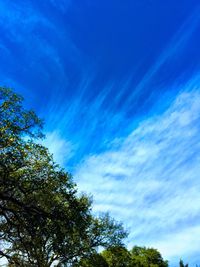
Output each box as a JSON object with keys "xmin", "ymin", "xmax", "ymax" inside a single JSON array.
[
  {"xmin": 130, "ymin": 246, "xmax": 168, "ymax": 267},
  {"xmin": 0, "ymin": 87, "xmax": 127, "ymax": 266},
  {"xmin": 101, "ymin": 246, "xmax": 133, "ymax": 267},
  {"xmin": 73, "ymin": 246, "xmax": 169, "ymax": 267}
]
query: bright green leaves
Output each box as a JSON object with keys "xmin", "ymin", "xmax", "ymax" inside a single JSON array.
[{"xmin": 130, "ymin": 246, "xmax": 168, "ymax": 267}]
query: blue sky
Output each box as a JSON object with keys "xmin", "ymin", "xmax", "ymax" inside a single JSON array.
[{"xmin": 0, "ymin": 0, "xmax": 200, "ymax": 265}]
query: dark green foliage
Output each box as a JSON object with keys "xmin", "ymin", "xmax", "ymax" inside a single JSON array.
[{"xmin": 75, "ymin": 253, "xmax": 109, "ymax": 267}]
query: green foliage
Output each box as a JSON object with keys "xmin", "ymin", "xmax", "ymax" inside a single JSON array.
[
  {"xmin": 0, "ymin": 87, "xmax": 127, "ymax": 266},
  {"xmin": 76, "ymin": 246, "xmax": 169, "ymax": 267},
  {"xmin": 130, "ymin": 246, "xmax": 168, "ymax": 267},
  {"xmin": 75, "ymin": 253, "xmax": 109, "ymax": 267},
  {"xmin": 101, "ymin": 246, "xmax": 133, "ymax": 267}
]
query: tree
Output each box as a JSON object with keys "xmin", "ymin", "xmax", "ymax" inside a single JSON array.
[
  {"xmin": 0, "ymin": 87, "xmax": 127, "ymax": 266},
  {"xmin": 101, "ymin": 246, "xmax": 133, "ymax": 267},
  {"xmin": 73, "ymin": 245, "xmax": 170, "ymax": 267},
  {"xmin": 130, "ymin": 246, "xmax": 168, "ymax": 267}
]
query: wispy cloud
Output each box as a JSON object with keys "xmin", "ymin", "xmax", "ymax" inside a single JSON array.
[
  {"xmin": 41, "ymin": 131, "xmax": 75, "ymax": 167},
  {"xmin": 50, "ymin": 0, "xmax": 71, "ymax": 13},
  {"xmin": 0, "ymin": 1, "xmax": 52, "ymax": 42},
  {"xmin": 74, "ymin": 76, "xmax": 200, "ymax": 264},
  {"xmin": 0, "ymin": 0, "xmax": 78, "ymax": 96},
  {"xmin": 41, "ymin": 6, "xmax": 200, "ymax": 172}
]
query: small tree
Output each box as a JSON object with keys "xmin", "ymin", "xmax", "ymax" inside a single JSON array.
[{"xmin": 130, "ymin": 246, "xmax": 168, "ymax": 267}]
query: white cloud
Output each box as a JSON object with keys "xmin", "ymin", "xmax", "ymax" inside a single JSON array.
[
  {"xmin": 74, "ymin": 77, "xmax": 200, "ymax": 264},
  {"xmin": 152, "ymin": 225, "xmax": 200, "ymax": 265},
  {"xmin": 42, "ymin": 131, "xmax": 75, "ymax": 167}
]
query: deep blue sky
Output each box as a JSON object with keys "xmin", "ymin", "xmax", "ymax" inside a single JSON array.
[{"xmin": 0, "ymin": 1, "xmax": 200, "ymax": 265}]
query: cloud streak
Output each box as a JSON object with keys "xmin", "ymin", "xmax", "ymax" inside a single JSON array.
[
  {"xmin": 42, "ymin": 6, "xmax": 200, "ymax": 173},
  {"xmin": 126, "ymin": 4, "xmax": 200, "ymax": 106}
]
